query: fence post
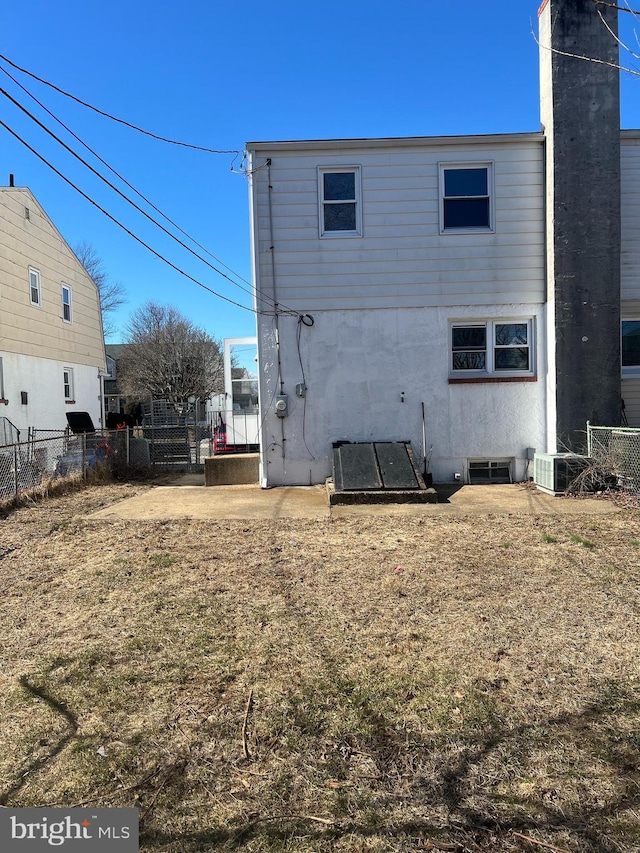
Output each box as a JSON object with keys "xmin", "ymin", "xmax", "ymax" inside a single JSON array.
[
  {"xmin": 82, "ymin": 432, "xmax": 87, "ymax": 480},
  {"xmin": 586, "ymin": 420, "xmax": 592, "ymax": 458},
  {"xmin": 126, "ymin": 426, "xmax": 130, "ymax": 465},
  {"xmin": 13, "ymin": 442, "xmax": 19, "ymax": 499}
]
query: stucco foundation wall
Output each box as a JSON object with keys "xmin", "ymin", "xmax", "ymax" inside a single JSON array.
[
  {"xmin": 257, "ymin": 305, "xmax": 547, "ymax": 487},
  {"xmin": 0, "ymin": 352, "xmax": 102, "ymax": 434}
]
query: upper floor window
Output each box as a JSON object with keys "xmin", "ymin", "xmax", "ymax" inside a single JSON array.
[
  {"xmin": 451, "ymin": 319, "xmax": 534, "ymax": 378},
  {"xmin": 61, "ymin": 284, "xmax": 72, "ymax": 323},
  {"xmin": 622, "ymin": 319, "xmax": 640, "ymax": 377},
  {"xmin": 29, "ymin": 267, "xmax": 41, "ymax": 306},
  {"xmin": 440, "ymin": 163, "xmax": 493, "ymax": 233},
  {"xmin": 318, "ymin": 166, "xmax": 361, "ymax": 237}
]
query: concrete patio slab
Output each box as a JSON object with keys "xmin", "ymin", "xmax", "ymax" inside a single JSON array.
[{"xmin": 88, "ymin": 479, "xmax": 621, "ymax": 521}]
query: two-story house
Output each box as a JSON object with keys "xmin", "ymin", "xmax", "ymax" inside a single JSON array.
[
  {"xmin": 0, "ymin": 185, "xmax": 106, "ymax": 437},
  {"xmin": 245, "ymin": 0, "xmax": 640, "ymax": 488}
]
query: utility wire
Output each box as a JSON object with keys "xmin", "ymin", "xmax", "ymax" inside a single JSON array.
[
  {"xmin": 0, "ymin": 64, "xmax": 254, "ymax": 288},
  {"xmin": 0, "ymin": 117, "xmax": 256, "ymax": 314},
  {"xmin": 0, "ymin": 85, "xmax": 301, "ymax": 317},
  {"xmin": 0, "ymin": 52, "xmax": 240, "ymax": 155}
]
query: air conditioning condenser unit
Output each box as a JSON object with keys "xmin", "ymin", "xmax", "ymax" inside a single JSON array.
[{"xmin": 533, "ymin": 453, "xmax": 591, "ymax": 496}]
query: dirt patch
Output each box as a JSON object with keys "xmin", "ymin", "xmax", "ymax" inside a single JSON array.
[{"xmin": 1, "ymin": 482, "xmax": 639, "ymax": 852}]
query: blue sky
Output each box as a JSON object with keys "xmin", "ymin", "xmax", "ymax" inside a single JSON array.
[{"xmin": 2, "ymin": 1, "xmax": 639, "ymax": 342}]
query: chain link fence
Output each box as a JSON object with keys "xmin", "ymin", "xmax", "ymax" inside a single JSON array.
[
  {"xmin": 586, "ymin": 423, "xmax": 640, "ymax": 494},
  {"xmin": 0, "ymin": 419, "xmax": 214, "ymax": 502}
]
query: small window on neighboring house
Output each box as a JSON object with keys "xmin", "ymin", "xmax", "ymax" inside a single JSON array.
[
  {"xmin": 318, "ymin": 166, "xmax": 361, "ymax": 237},
  {"xmin": 451, "ymin": 319, "xmax": 534, "ymax": 378},
  {"xmin": 62, "ymin": 285, "xmax": 72, "ymax": 323},
  {"xmin": 440, "ymin": 164, "xmax": 493, "ymax": 232},
  {"xmin": 106, "ymin": 355, "xmax": 116, "ymax": 379},
  {"xmin": 622, "ymin": 320, "xmax": 640, "ymax": 377},
  {"xmin": 63, "ymin": 368, "xmax": 74, "ymax": 402},
  {"xmin": 29, "ymin": 267, "xmax": 41, "ymax": 306}
]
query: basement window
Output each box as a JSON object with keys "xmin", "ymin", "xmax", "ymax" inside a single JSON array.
[{"xmin": 468, "ymin": 459, "xmax": 512, "ymax": 485}]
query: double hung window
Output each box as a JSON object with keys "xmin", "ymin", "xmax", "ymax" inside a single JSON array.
[
  {"xmin": 62, "ymin": 285, "xmax": 72, "ymax": 323},
  {"xmin": 29, "ymin": 267, "xmax": 41, "ymax": 306},
  {"xmin": 440, "ymin": 164, "xmax": 493, "ymax": 232},
  {"xmin": 318, "ymin": 167, "xmax": 361, "ymax": 237},
  {"xmin": 63, "ymin": 368, "xmax": 74, "ymax": 402},
  {"xmin": 451, "ymin": 320, "xmax": 534, "ymax": 378}
]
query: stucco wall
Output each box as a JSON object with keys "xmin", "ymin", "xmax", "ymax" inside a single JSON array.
[
  {"xmin": 0, "ymin": 352, "xmax": 102, "ymax": 435},
  {"xmin": 257, "ymin": 304, "xmax": 547, "ymax": 487}
]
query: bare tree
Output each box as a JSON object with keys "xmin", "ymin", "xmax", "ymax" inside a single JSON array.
[
  {"xmin": 74, "ymin": 241, "xmax": 127, "ymax": 339},
  {"xmin": 120, "ymin": 302, "xmax": 223, "ymax": 410}
]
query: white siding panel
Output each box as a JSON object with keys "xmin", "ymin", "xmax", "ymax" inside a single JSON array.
[
  {"xmin": 251, "ymin": 138, "xmax": 545, "ymax": 311},
  {"xmin": 622, "ymin": 380, "xmax": 640, "ymax": 427}
]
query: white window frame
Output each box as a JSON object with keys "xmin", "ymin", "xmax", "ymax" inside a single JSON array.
[
  {"xmin": 439, "ymin": 162, "xmax": 494, "ymax": 234},
  {"xmin": 63, "ymin": 367, "xmax": 74, "ymax": 402},
  {"xmin": 318, "ymin": 166, "xmax": 362, "ymax": 238},
  {"xmin": 450, "ymin": 318, "xmax": 535, "ymax": 379},
  {"xmin": 29, "ymin": 267, "xmax": 41, "ymax": 306},
  {"xmin": 61, "ymin": 284, "xmax": 72, "ymax": 323},
  {"xmin": 621, "ymin": 318, "xmax": 640, "ymax": 378}
]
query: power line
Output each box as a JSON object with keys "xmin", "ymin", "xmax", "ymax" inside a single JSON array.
[
  {"xmin": 0, "ymin": 52, "xmax": 241, "ymax": 155},
  {"xmin": 1, "ymin": 85, "xmax": 300, "ymax": 317},
  {"xmin": 0, "ymin": 117, "xmax": 256, "ymax": 314},
  {"xmin": 0, "ymin": 62, "xmax": 256, "ymax": 289}
]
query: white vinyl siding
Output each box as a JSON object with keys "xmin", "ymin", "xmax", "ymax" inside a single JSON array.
[
  {"xmin": 0, "ymin": 189, "xmax": 104, "ymax": 366},
  {"xmin": 249, "ymin": 137, "xmax": 544, "ymax": 311}
]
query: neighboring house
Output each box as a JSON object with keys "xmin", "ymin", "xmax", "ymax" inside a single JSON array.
[
  {"xmin": 246, "ymin": 0, "xmax": 640, "ymax": 487},
  {"xmin": 103, "ymin": 344, "xmax": 130, "ymax": 415},
  {"xmin": 0, "ymin": 186, "xmax": 106, "ymax": 437}
]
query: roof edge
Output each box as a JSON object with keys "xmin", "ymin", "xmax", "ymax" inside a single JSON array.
[{"xmin": 246, "ymin": 131, "xmax": 546, "ymax": 152}]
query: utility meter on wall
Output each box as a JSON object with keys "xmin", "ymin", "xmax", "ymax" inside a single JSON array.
[{"xmin": 275, "ymin": 395, "xmax": 289, "ymax": 417}]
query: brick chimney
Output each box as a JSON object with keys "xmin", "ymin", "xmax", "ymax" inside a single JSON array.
[{"xmin": 539, "ymin": 0, "xmax": 621, "ymax": 449}]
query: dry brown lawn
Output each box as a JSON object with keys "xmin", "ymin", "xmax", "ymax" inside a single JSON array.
[{"xmin": 0, "ymin": 481, "xmax": 639, "ymax": 852}]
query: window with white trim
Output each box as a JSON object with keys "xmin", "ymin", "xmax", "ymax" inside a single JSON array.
[
  {"xmin": 318, "ymin": 166, "xmax": 361, "ymax": 237},
  {"xmin": 440, "ymin": 163, "xmax": 493, "ymax": 232},
  {"xmin": 63, "ymin": 367, "xmax": 74, "ymax": 401},
  {"xmin": 450, "ymin": 319, "xmax": 534, "ymax": 378},
  {"xmin": 622, "ymin": 319, "xmax": 640, "ymax": 377},
  {"xmin": 29, "ymin": 267, "xmax": 41, "ymax": 306},
  {"xmin": 61, "ymin": 284, "xmax": 72, "ymax": 323}
]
